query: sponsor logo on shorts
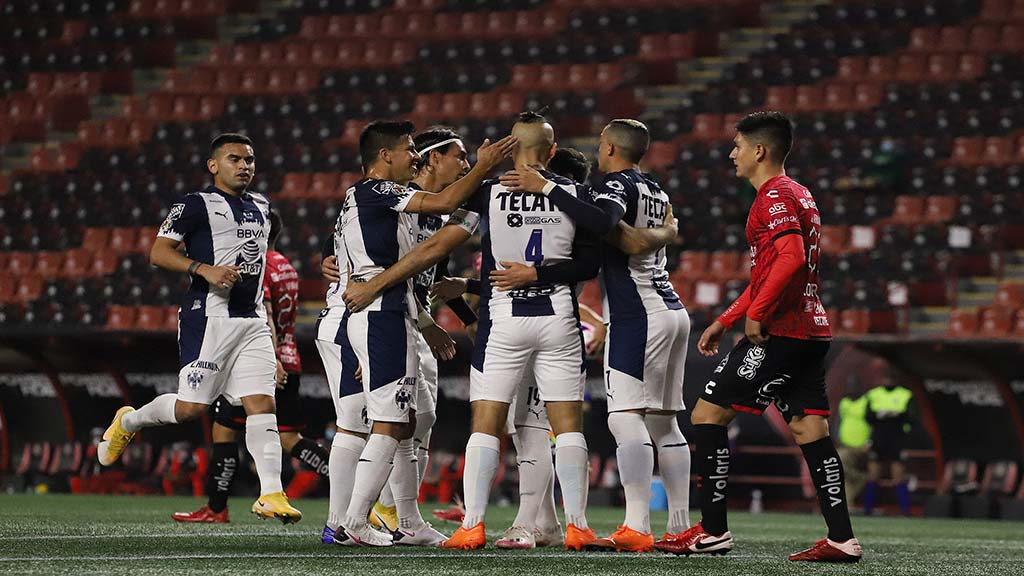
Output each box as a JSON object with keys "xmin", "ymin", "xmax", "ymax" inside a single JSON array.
[
  {"xmin": 737, "ymin": 346, "xmax": 765, "ymax": 380},
  {"xmin": 713, "ymin": 355, "xmax": 729, "ymax": 374},
  {"xmin": 757, "ymin": 375, "xmax": 790, "ymax": 410},
  {"xmin": 705, "ymin": 381, "xmax": 717, "ymax": 395}
]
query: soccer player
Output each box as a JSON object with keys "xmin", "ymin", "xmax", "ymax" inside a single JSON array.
[
  {"xmin": 173, "ymin": 210, "xmax": 329, "ymax": 523},
  {"xmin": 656, "ymin": 111, "xmax": 862, "ymax": 562},
  {"xmin": 99, "ymin": 133, "xmax": 301, "ymax": 523},
  {"xmin": 337, "ymin": 120, "xmax": 515, "ymax": 546},
  {"xmin": 501, "ymin": 119, "xmax": 690, "ymax": 552}
]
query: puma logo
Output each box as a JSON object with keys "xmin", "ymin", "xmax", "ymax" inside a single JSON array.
[{"xmin": 214, "ymin": 210, "xmax": 229, "ymax": 220}]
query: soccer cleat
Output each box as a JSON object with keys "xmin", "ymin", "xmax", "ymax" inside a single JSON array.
[
  {"xmin": 370, "ymin": 502, "xmax": 399, "ymax": 533},
  {"xmin": 322, "ymin": 525, "xmax": 357, "ymax": 546},
  {"xmin": 251, "ymin": 491, "xmax": 302, "ymax": 524},
  {"xmin": 652, "ymin": 523, "xmax": 733, "ymax": 556},
  {"xmin": 495, "ymin": 526, "xmax": 536, "ymax": 550},
  {"xmin": 394, "ymin": 522, "xmax": 447, "ymax": 547},
  {"xmin": 171, "ymin": 505, "xmax": 229, "ymax": 523},
  {"xmin": 788, "ymin": 538, "xmax": 863, "ymax": 563},
  {"xmin": 441, "ymin": 523, "xmax": 486, "ymax": 550},
  {"xmin": 97, "ymin": 406, "xmax": 136, "ymax": 466},
  {"xmin": 564, "ymin": 524, "xmax": 597, "ymax": 551},
  {"xmin": 587, "ymin": 525, "xmax": 654, "ymax": 553},
  {"xmin": 343, "ymin": 521, "xmax": 394, "ymax": 547},
  {"xmin": 534, "ymin": 524, "xmax": 563, "ymax": 547}
]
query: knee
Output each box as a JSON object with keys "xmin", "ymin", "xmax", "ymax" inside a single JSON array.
[
  {"xmin": 644, "ymin": 411, "xmax": 683, "ymax": 443},
  {"xmin": 174, "ymin": 401, "xmax": 208, "ymax": 422},
  {"xmin": 242, "ymin": 395, "xmax": 276, "ymax": 416},
  {"xmin": 415, "ymin": 411, "xmax": 436, "ymax": 440},
  {"xmin": 279, "ymin": 432, "xmax": 300, "ymax": 452},
  {"xmin": 608, "ymin": 411, "xmax": 648, "ymax": 442},
  {"xmin": 788, "ymin": 415, "xmax": 829, "ymax": 444},
  {"xmin": 690, "ymin": 400, "xmax": 732, "ymax": 426}
]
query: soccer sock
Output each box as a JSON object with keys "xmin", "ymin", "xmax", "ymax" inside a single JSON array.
[
  {"xmin": 645, "ymin": 413, "xmax": 692, "ymax": 533},
  {"xmin": 896, "ymin": 482, "xmax": 911, "ymax": 515},
  {"xmin": 245, "ymin": 413, "xmax": 283, "ymax": 495},
  {"xmin": 863, "ymin": 481, "xmax": 879, "ymax": 514},
  {"xmin": 343, "ymin": 434, "xmax": 398, "ymax": 528},
  {"xmin": 608, "ymin": 412, "xmax": 654, "ymax": 534},
  {"xmin": 206, "ymin": 442, "xmax": 239, "ymax": 513},
  {"xmin": 536, "ymin": 458, "xmax": 560, "ymax": 531},
  {"xmin": 378, "ymin": 481, "xmax": 396, "ymax": 508},
  {"xmin": 415, "ymin": 411, "xmax": 435, "ymax": 488},
  {"xmin": 800, "ymin": 437, "xmax": 855, "ymax": 542},
  {"xmin": 390, "ymin": 438, "xmax": 427, "ymax": 529},
  {"xmin": 693, "ymin": 423, "xmax": 730, "ymax": 536},
  {"xmin": 328, "ymin": 433, "xmax": 365, "ymax": 531},
  {"xmin": 462, "ymin": 432, "xmax": 500, "ymax": 529},
  {"xmin": 289, "ymin": 437, "xmax": 330, "ymax": 478},
  {"xmin": 121, "ymin": 393, "xmax": 177, "ymax": 432},
  {"xmin": 554, "ymin": 432, "xmax": 589, "ymax": 530},
  {"xmin": 511, "ymin": 426, "xmax": 553, "ymax": 531}
]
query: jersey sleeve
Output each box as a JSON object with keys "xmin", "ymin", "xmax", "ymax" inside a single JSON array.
[
  {"xmin": 157, "ymin": 194, "xmax": 205, "ymax": 243},
  {"xmin": 361, "ymin": 180, "xmax": 415, "ymax": 212},
  {"xmin": 593, "ymin": 173, "xmax": 631, "ymax": 212},
  {"xmin": 445, "ymin": 208, "xmax": 481, "ymax": 235},
  {"xmin": 758, "ymin": 189, "xmax": 802, "ymax": 240}
]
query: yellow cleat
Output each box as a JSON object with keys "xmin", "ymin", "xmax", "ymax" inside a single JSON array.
[
  {"xmin": 251, "ymin": 491, "xmax": 302, "ymax": 524},
  {"xmin": 98, "ymin": 406, "xmax": 136, "ymax": 466},
  {"xmin": 370, "ymin": 502, "xmax": 399, "ymax": 533}
]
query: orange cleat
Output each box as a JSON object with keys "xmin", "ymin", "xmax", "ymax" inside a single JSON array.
[
  {"xmin": 564, "ymin": 523, "xmax": 597, "ymax": 551},
  {"xmin": 588, "ymin": 525, "xmax": 654, "ymax": 552},
  {"xmin": 789, "ymin": 538, "xmax": 862, "ymax": 563},
  {"xmin": 441, "ymin": 523, "xmax": 486, "ymax": 550},
  {"xmin": 171, "ymin": 505, "xmax": 229, "ymax": 523}
]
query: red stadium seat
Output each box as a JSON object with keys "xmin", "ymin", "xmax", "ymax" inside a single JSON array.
[
  {"xmin": 91, "ymin": 252, "xmax": 119, "ymax": 276},
  {"xmin": 440, "ymin": 93, "xmax": 471, "ymax": 118},
  {"xmin": 982, "ymin": 137, "xmax": 1013, "ymax": 165},
  {"xmin": 794, "ymin": 85, "xmax": 825, "ymax": 112},
  {"xmin": 413, "ymin": 94, "xmax": 442, "ymax": 117},
  {"xmin": 14, "ymin": 274, "xmax": 44, "ymax": 302},
  {"xmin": 281, "ymin": 173, "xmax": 311, "ymax": 198},
  {"xmin": 820, "ymin": 225, "xmax": 849, "ymax": 254},
  {"xmin": 136, "ymin": 227, "xmax": 158, "ymax": 254},
  {"xmin": 853, "ymin": 84, "xmax": 882, "ymax": 109},
  {"xmin": 109, "ymin": 228, "xmax": 138, "ymax": 254},
  {"xmin": 257, "ymin": 44, "xmax": 284, "ymax": 66},
  {"xmin": 839, "ymin": 309, "xmax": 871, "ymax": 334},
  {"xmin": 496, "ymin": 91, "xmax": 524, "ymax": 117},
  {"xmin": 539, "ymin": 64, "xmax": 570, "ymax": 90},
  {"xmin": 106, "ymin": 306, "xmax": 138, "ymax": 330},
  {"xmin": 284, "ymin": 43, "xmax": 311, "ymax": 67},
  {"xmin": 948, "ymin": 309, "xmax": 979, "ymax": 337},
  {"xmin": 136, "ymin": 306, "xmax": 165, "ymax": 331},
  {"xmin": 240, "ymin": 69, "xmax": 268, "ymax": 94},
  {"xmin": 62, "ymin": 249, "xmax": 91, "ymax": 278},
  {"xmin": 638, "ymin": 35, "xmax": 670, "ymax": 61},
  {"xmin": 690, "ymin": 114, "xmax": 725, "ymax": 141},
  {"xmin": 310, "ymin": 40, "xmax": 339, "ymax": 66},
  {"xmin": 908, "ymin": 28, "xmax": 940, "ymax": 52},
  {"xmin": 164, "ymin": 306, "xmax": 180, "ymax": 332},
  {"xmin": 891, "ymin": 196, "xmax": 924, "ymax": 223},
  {"xmin": 7, "ymin": 253, "xmax": 36, "ymax": 276},
  {"xmin": 510, "ymin": 64, "xmax": 542, "ymax": 90},
  {"xmin": 923, "ymin": 196, "xmax": 957, "ymax": 223},
  {"xmin": 764, "ymin": 86, "xmax": 795, "ymax": 111},
  {"xmin": 937, "ymin": 27, "xmax": 969, "ymax": 52},
  {"xmin": 949, "ymin": 137, "xmax": 984, "ymax": 165},
  {"xmin": 957, "ymin": 53, "xmax": 986, "ymax": 79},
  {"xmin": 676, "ymin": 252, "xmax": 709, "ymax": 276},
  {"xmin": 823, "ymin": 83, "xmax": 853, "ymax": 111},
  {"xmin": 978, "ymin": 307, "xmax": 1013, "ymax": 337},
  {"xmin": 994, "ymin": 283, "xmax": 1024, "ymax": 309},
  {"xmin": 467, "ymin": 93, "xmax": 497, "ymax": 118},
  {"xmin": 301, "ymin": 15, "xmax": 327, "ymax": 38},
  {"xmin": 836, "ymin": 57, "xmax": 866, "ymax": 81},
  {"xmin": 896, "ymin": 54, "xmax": 926, "ymax": 81},
  {"xmin": 981, "ymin": 0, "xmax": 1012, "ymax": 21},
  {"xmin": 486, "ymin": 13, "xmax": 516, "ymax": 38},
  {"xmin": 866, "ymin": 56, "xmax": 896, "ymax": 81},
  {"xmin": 968, "ymin": 25, "xmax": 1001, "ymax": 51},
  {"xmin": 643, "ymin": 141, "xmax": 678, "ymax": 172},
  {"xmin": 1002, "ymin": 24, "xmax": 1024, "ymax": 51},
  {"xmin": 708, "ymin": 251, "xmax": 741, "ymax": 280},
  {"xmin": 81, "ymin": 228, "xmax": 110, "ymax": 253},
  {"xmin": 311, "ymin": 173, "xmax": 341, "ymax": 197},
  {"xmin": 35, "ymin": 253, "xmax": 64, "ymax": 278},
  {"xmin": 1012, "ymin": 310, "xmax": 1024, "ymax": 337}
]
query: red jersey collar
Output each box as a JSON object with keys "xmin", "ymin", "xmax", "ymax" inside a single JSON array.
[{"xmin": 757, "ymin": 174, "xmax": 789, "ymax": 196}]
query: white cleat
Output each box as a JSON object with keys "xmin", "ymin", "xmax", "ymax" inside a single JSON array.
[
  {"xmin": 496, "ymin": 526, "xmax": 536, "ymax": 550},
  {"xmin": 534, "ymin": 523, "xmax": 564, "ymax": 547},
  {"xmin": 343, "ymin": 522, "xmax": 394, "ymax": 547},
  {"xmin": 393, "ymin": 522, "xmax": 447, "ymax": 547}
]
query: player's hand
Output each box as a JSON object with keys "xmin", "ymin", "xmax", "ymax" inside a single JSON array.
[
  {"xmin": 499, "ymin": 165, "xmax": 551, "ymax": 194},
  {"xmin": 586, "ymin": 323, "xmax": 607, "ymax": 358},
  {"xmin": 274, "ymin": 359, "xmax": 287, "ymax": 389},
  {"xmin": 321, "ymin": 255, "xmax": 341, "ymax": 283},
  {"xmin": 490, "ymin": 261, "xmax": 538, "ymax": 291},
  {"xmin": 354, "ymin": 364, "xmax": 362, "ymax": 382},
  {"xmin": 200, "ymin": 265, "xmax": 241, "ymax": 291},
  {"xmin": 745, "ymin": 317, "xmax": 769, "ymax": 346},
  {"xmin": 698, "ymin": 320, "xmax": 727, "ymax": 357},
  {"xmin": 343, "ymin": 281, "xmax": 378, "ymax": 313},
  {"xmin": 663, "ymin": 207, "xmax": 678, "ymax": 235},
  {"xmin": 475, "ymin": 135, "xmax": 518, "ymax": 171},
  {"xmin": 430, "ymin": 277, "xmax": 469, "ymax": 301},
  {"xmin": 421, "ymin": 323, "xmax": 456, "ymax": 361}
]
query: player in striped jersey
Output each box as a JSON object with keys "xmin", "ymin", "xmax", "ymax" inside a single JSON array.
[{"xmin": 99, "ymin": 133, "xmax": 300, "ymax": 523}]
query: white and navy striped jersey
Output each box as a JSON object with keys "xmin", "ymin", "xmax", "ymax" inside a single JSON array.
[
  {"xmin": 468, "ymin": 170, "xmax": 585, "ymax": 320},
  {"xmin": 324, "ymin": 209, "xmax": 350, "ymax": 310},
  {"xmin": 595, "ymin": 169, "xmax": 683, "ymax": 320},
  {"xmin": 339, "ymin": 178, "xmax": 418, "ymax": 316},
  {"xmin": 408, "ymin": 182, "xmax": 446, "ymax": 306},
  {"xmin": 157, "ymin": 185, "xmax": 271, "ymax": 319}
]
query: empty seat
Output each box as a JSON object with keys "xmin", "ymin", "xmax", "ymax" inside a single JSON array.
[
  {"xmin": 708, "ymin": 251, "xmax": 741, "ymax": 279},
  {"xmin": 644, "ymin": 141, "xmax": 678, "ymax": 172},
  {"xmin": 820, "ymin": 225, "xmax": 849, "ymax": 254},
  {"xmin": 892, "ymin": 196, "xmax": 925, "ymax": 223},
  {"xmin": 676, "ymin": 252, "xmax": 709, "ymax": 276},
  {"xmin": 135, "ymin": 306, "xmax": 165, "ymax": 331},
  {"xmin": 994, "ymin": 283, "xmax": 1024, "ymax": 309},
  {"xmin": 35, "ymin": 253, "xmax": 64, "ymax": 277},
  {"xmin": 109, "ymin": 228, "xmax": 138, "ymax": 253},
  {"xmin": 106, "ymin": 305, "xmax": 137, "ymax": 330},
  {"xmin": 978, "ymin": 307, "xmax": 1014, "ymax": 337},
  {"xmin": 839, "ymin": 309, "xmax": 871, "ymax": 334},
  {"xmin": 924, "ymin": 196, "xmax": 957, "ymax": 222},
  {"xmin": 948, "ymin": 308, "xmax": 979, "ymax": 336}
]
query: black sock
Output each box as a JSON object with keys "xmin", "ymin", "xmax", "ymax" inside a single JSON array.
[
  {"xmin": 693, "ymin": 423, "xmax": 730, "ymax": 536},
  {"xmin": 290, "ymin": 437, "xmax": 330, "ymax": 478},
  {"xmin": 800, "ymin": 437, "xmax": 855, "ymax": 542},
  {"xmin": 207, "ymin": 442, "xmax": 238, "ymax": 513}
]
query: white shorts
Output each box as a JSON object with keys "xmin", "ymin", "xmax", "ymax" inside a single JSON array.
[
  {"xmin": 471, "ymin": 314, "xmax": 584, "ymax": 404},
  {"xmin": 347, "ymin": 309, "xmax": 418, "ymax": 423},
  {"xmin": 316, "ymin": 309, "xmax": 370, "ymax": 434},
  {"xmin": 506, "ymin": 372, "xmax": 553, "ymax": 434},
  {"xmin": 176, "ymin": 315, "xmax": 276, "ymax": 406},
  {"xmin": 605, "ymin": 308, "xmax": 690, "ymax": 412},
  {"xmin": 415, "ymin": 330, "xmax": 438, "ymax": 416}
]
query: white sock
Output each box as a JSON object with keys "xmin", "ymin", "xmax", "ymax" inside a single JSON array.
[
  {"xmin": 328, "ymin": 433, "xmax": 365, "ymax": 530},
  {"xmin": 608, "ymin": 412, "xmax": 654, "ymax": 534},
  {"xmin": 121, "ymin": 394, "xmax": 177, "ymax": 432},
  {"xmin": 378, "ymin": 482, "xmax": 395, "ymax": 508},
  {"xmin": 462, "ymin": 432, "xmax": 500, "ymax": 529},
  {"xmin": 646, "ymin": 413, "xmax": 691, "ymax": 533},
  {"xmin": 343, "ymin": 434, "xmax": 398, "ymax": 528},
  {"xmin": 511, "ymin": 426, "xmax": 552, "ymax": 530},
  {"xmin": 554, "ymin": 432, "xmax": 589, "ymax": 529},
  {"xmin": 245, "ymin": 413, "xmax": 283, "ymax": 495},
  {"xmin": 537, "ymin": 457, "xmax": 560, "ymax": 531},
  {"xmin": 415, "ymin": 411, "xmax": 435, "ymax": 489},
  {"xmin": 390, "ymin": 438, "xmax": 426, "ymax": 529}
]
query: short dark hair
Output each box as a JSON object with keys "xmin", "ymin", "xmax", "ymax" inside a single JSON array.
[
  {"xmin": 210, "ymin": 133, "xmax": 253, "ymax": 156},
  {"xmin": 359, "ymin": 120, "xmax": 416, "ymax": 171},
  {"xmin": 515, "ymin": 109, "xmax": 548, "ymax": 125},
  {"xmin": 548, "ymin": 148, "xmax": 591, "ymax": 183},
  {"xmin": 268, "ymin": 209, "xmax": 283, "ymax": 247},
  {"xmin": 605, "ymin": 119, "xmax": 650, "ymax": 163},
  {"xmin": 735, "ymin": 111, "xmax": 794, "ymax": 164},
  {"xmin": 414, "ymin": 126, "xmax": 461, "ymax": 171}
]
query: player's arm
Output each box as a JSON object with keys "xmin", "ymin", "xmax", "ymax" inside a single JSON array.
[
  {"xmin": 490, "ymin": 227, "xmax": 601, "ymax": 291},
  {"xmin": 433, "ymin": 256, "xmax": 478, "ymax": 327},
  {"xmin": 342, "ymin": 210, "xmax": 480, "ymax": 312},
  {"xmin": 321, "ymin": 233, "xmax": 341, "ymax": 283},
  {"xmin": 697, "ymin": 286, "xmax": 751, "ymax": 357},
  {"xmin": 744, "ymin": 229, "xmax": 806, "ymax": 345},
  {"xmin": 500, "ymin": 166, "xmax": 622, "ymax": 235},
  {"xmin": 414, "ymin": 299, "xmax": 457, "ymax": 361},
  {"xmin": 408, "ymin": 136, "xmax": 517, "ymax": 214},
  {"xmin": 151, "ymin": 197, "xmax": 240, "ymax": 290},
  {"xmin": 605, "ymin": 208, "xmax": 679, "ymax": 255}
]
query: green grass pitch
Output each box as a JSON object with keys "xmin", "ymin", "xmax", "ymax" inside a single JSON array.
[{"xmin": 1, "ymin": 494, "xmax": 1022, "ymax": 575}]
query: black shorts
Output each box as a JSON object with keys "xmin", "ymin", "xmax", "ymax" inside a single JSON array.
[
  {"xmin": 701, "ymin": 336, "xmax": 831, "ymax": 422},
  {"xmin": 868, "ymin": 436, "xmax": 908, "ymax": 462},
  {"xmin": 212, "ymin": 373, "xmax": 304, "ymax": 432}
]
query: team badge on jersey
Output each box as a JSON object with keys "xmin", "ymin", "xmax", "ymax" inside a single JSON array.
[{"xmin": 160, "ymin": 203, "xmax": 184, "ymax": 234}]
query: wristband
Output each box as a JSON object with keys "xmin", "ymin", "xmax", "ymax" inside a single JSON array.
[
  {"xmin": 416, "ymin": 309, "xmax": 434, "ymax": 329},
  {"xmin": 188, "ymin": 261, "xmax": 202, "ymax": 276},
  {"xmin": 541, "ymin": 180, "xmax": 557, "ymax": 195}
]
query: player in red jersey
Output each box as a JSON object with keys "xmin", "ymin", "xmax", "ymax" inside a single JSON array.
[
  {"xmin": 173, "ymin": 210, "xmax": 330, "ymax": 523},
  {"xmin": 654, "ymin": 112, "xmax": 862, "ymax": 562}
]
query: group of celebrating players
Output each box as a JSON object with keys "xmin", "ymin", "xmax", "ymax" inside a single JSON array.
[{"xmin": 96, "ymin": 108, "xmax": 863, "ymax": 562}]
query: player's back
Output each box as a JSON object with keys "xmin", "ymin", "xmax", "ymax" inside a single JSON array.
[
  {"xmin": 595, "ymin": 169, "xmax": 682, "ymax": 320},
  {"xmin": 265, "ymin": 250, "xmax": 301, "ymax": 373}
]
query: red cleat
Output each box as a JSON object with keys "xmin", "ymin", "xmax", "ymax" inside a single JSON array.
[
  {"xmin": 432, "ymin": 498, "xmax": 466, "ymax": 524},
  {"xmin": 171, "ymin": 505, "xmax": 229, "ymax": 523},
  {"xmin": 652, "ymin": 523, "xmax": 732, "ymax": 556},
  {"xmin": 789, "ymin": 538, "xmax": 862, "ymax": 563}
]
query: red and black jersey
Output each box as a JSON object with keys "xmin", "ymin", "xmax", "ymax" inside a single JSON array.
[
  {"xmin": 746, "ymin": 175, "xmax": 830, "ymax": 340},
  {"xmin": 263, "ymin": 250, "xmax": 302, "ymax": 373}
]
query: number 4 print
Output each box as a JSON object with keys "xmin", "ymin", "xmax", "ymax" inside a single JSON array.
[{"xmin": 525, "ymin": 228, "xmax": 544, "ymax": 262}]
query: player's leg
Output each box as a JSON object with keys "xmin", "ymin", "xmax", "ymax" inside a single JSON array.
[
  {"xmin": 892, "ymin": 460, "xmax": 910, "ymax": 516},
  {"xmin": 173, "ymin": 399, "xmax": 242, "ymax": 523},
  {"xmin": 498, "ymin": 377, "xmax": 553, "ymax": 549},
  {"xmin": 276, "ymin": 374, "xmax": 329, "ymax": 478},
  {"xmin": 863, "ymin": 457, "xmax": 882, "ymax": 514}
]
